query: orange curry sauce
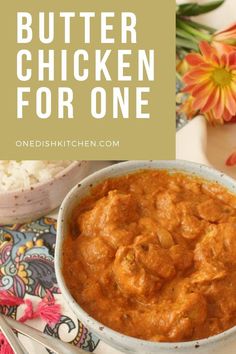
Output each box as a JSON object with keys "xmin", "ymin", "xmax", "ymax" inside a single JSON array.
[{"xmin": 63, "ymin": 170, "xmax": 236, "ymax": 342}]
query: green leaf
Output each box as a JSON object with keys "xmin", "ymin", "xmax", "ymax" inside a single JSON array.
[
  {"xmin": 176, "ymin": 36, "xmax": 199, "ymax": 51},
  {"xmin": 177, "ymin": 0, "xmax": 225, "ymax": 16}
]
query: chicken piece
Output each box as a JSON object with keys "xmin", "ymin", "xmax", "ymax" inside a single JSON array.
[
  {"xmin": 180, "ymin": 214, "xmax": 206, "ymax": 240},
  {"xmin": 184, "ymin": 180, "xmax": 201, "ymax": 194},
  {"xmin": 155, "ymin": 293, "xmax": 207, "ymax": 342},
  {"xmin": 169, "ymin": 244, "xmax": 193, "ymax": 271},
  {"xmin": 113, "ymin": 246, "xmax": 162, "ymax": 298},
  {"xmin": 226, "ymin": 216, "xmax": 236, "ymax": 224},
  {"xmin": 138, "ymin": 217, "xmax": 174, "ymax": 248},
  {"xmin": 197, "ymin": 198, "xmax": 233, "ymax": 222},
  {"xmin": 177, "ymin": 201, "xmax": 196, "ymax": 217},
  {"xmin": 220, "ymin": 224, "xmax": 236, "ymax": 265},
  {"xmin": 216, "ymin": 274, "xmax": 236, "ymax": 318},
  {"xmin": 77, "ymin": 235, "xmax": 115, "ymax": 266},
  {"xmin": 178, "ymin": 293, "xmax": 207, "ymax": 328},
  {"xmin": 134, "ymin": 234, "xmax": 158, "ymax": 247},
  {"xmin": 167, "ymin": 180, "xmax": 182, "ymax": 193},
  {"xmin": 191, "ymin": 263, "xmax": 227, "ymax": 285},
  {"xmin": 194, "ymin": 223, "xmax": 236, "ymax": 267},
  {"xmin": 138, "ymin": 217, "xmax": 160, "ymax": 238},
  {"xmin": 156, "ymin": 192, "xmax": 180, "ymax": 231},
  {"xmin": 106, "ymin": 228, "xmax": 137, "ymax": 248},
  {"xmin": 78, "ymin": 190, "xmax": 138, "ymax": 246},
  {"xmin": 135, "ymin": 242, "xmax": 176, "ymax": 279}
]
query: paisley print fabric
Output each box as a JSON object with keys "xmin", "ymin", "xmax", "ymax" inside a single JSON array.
[{"xmin": 0, "ymin": 217, "xmax": 99, "ymax": 352}]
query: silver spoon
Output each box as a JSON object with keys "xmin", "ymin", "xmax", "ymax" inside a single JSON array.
[{"xmin": 4, "ymin": 315, "xmax": 87, "ymax": 354}]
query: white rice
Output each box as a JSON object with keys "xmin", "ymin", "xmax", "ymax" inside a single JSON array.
[{"xmin": 0, "ymin": 160, "xmax": 72, "ymax": 191}]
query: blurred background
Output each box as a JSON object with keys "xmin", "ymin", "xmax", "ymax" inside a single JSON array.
[{"xmin": 177, "ymin": 0, "xmax": 235, "ymax": 28}]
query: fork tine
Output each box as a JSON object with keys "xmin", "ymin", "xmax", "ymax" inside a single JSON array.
[
  {"xmin": 4, "ymin": 315, "xmax": 86, "ymax": 354},
  {"xmin": 0, "ymin": 315, "xmax": 29, "ymax": 354}
]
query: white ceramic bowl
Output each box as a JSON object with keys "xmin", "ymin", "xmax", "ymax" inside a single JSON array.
[
  {"xmin": 55, "ymin": 160, "xmax": 236, "ymax": 354},
  {"xmin": 0, "ymin": 161, "xmax": 90, "ymax": 224}
]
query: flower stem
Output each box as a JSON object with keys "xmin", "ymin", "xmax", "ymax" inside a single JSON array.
[
  {"xmin": 177, "ymin": 18, "xmax": 212, "ymax": 42},
  {"xmin": 182, "ymin": 18, "xmax": 216, "ymax": 34},
  {"xmin": 176, "ymin": 36, "xmax": 199, "ymax": 51},
  {"xmin": 176, "ymin": 28, "xmax": 200, "ymax": 44}
]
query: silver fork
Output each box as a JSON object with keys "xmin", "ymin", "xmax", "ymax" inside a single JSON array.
[
  {"xmin": 1, "ymin": 315, "xmax": 87, "ymax": 354},
  {"xmin": 0, "ymin": 315, "xmax": 29, "ymax": 354}
]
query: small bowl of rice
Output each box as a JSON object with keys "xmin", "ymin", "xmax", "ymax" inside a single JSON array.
[{"xmin": 0, "ymin": 160, "xmax": 90, "ymax": 224}]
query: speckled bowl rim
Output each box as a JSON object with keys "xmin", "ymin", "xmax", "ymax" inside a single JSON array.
[
  {"xmin": 56, "ymin": 160, "xmax": 236, "ymax": 352},
  {"xmin": 0, "ymin": 161, "xmax": 84, "ymax": 196}
]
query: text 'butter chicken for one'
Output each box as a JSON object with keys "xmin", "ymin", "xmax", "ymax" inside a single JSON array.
[{"xmin": 63, "ymin": 170, "xmax": 236, "ymax": 342}]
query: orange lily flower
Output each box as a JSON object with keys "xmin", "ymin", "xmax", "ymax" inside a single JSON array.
[{"xmin": 182, "ymin": 41, "xmax": 236, "ymax": 123}]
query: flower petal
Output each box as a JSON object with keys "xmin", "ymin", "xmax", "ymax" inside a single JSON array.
[
  {"xmin": 199, "ymin": 41, "xmax": 215, "ymax": 60},
  {"xmin": 182, "ymin": 84, "xmax": 197, "ymax": 94},
  {"xmin": 183, "ymin": 69, "xmax": 211, "ymax": 84},
  {"xmin": 191, "ymin": 81, "xmax": 213, "ymax": 97},
  {"xmin": 220, "ymin": 54, "xmax": 227, "ymax": 67},
  {"xmin": 223, "ymin": 107, "xmax": 233, "ymax": 121},
  {"xmin": 214, "ymin": 22, "xmax": 236, "ymax": 41},
  {"xmin": 228, "ymin": 52, "xmax": 236, "ymax": 68},
  {"xmin": 185, "ymin": 53, "xmax": 205, "ymax": 66},
  {"xmin": 205, "ymin": 110, "xmax": 224, "ymax": 125},
  {"xmin": 230, "ymin": 81, "xmax": 236, "ymax": 99},
  {"xmin": 192, "ymin": 85, "xmax": 214, "ymax": 111},
  {"xmin": 213, "ymin": 90, "xmax": 225, "ymax": 118},
  {"xmin": 201, "ymin": 87, "xmax": 220, "ymax": 113},
  {"xmin": 211, "ymin": 54, "xmax": 221, "ymax": 66},
  {"xmin": 226, "ymin": 151, "xmax": 236, "ymax": 166},
  {"xmin": 212, "ymin": 41, "xmax": 235, "ymax": 55},
  {"xmin": 225, "ymin": 86, "xmax": 236, "ymax": 116}
]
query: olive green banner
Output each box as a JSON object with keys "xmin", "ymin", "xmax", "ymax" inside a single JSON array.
[{"xmin": 0, "ymin": 0, "xmax": 175, "ymax": 160}]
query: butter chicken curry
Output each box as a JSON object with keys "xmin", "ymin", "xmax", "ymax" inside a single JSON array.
[{"xmin": 63, "ymin": 170, "xmax": 236, "ymax": 342}]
